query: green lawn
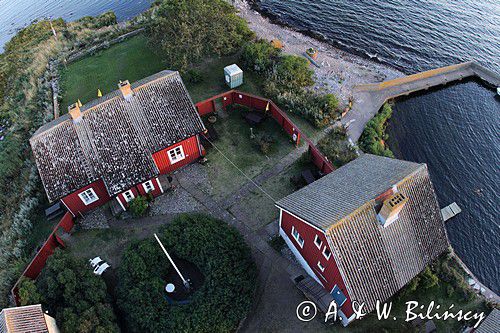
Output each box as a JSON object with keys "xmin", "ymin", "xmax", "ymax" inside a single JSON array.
[
  {"xmin": 60, "ymin": 35, "xmax": 166, "ymax": 110},
  {"xmin": 203, "ymin": 105, "xmax": 297, "ymax": 202}
]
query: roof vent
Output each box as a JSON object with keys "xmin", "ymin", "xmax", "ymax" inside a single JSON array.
[
  {"xmin": 68, "ymin": 103, "xmax": 82, "ymax": 123},
  {"xmin": 377, "ymin": 192, "xmax": 408, "ymax": 227},
  {"xmin": 118, "ymin": 80, "xmax": 133, "ymax": 100}
]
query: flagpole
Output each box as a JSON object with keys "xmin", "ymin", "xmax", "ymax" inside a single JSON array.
[{"xmin": 154, "ymin": 233, "xmax": 190, "ymax": 289}]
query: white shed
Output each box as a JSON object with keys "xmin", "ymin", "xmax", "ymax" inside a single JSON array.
[{"xmin": 224, "ymin": 64, "xmax": 243, "ymax": 88}]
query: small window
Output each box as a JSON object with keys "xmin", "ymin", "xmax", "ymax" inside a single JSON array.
[
  {"xmin": 78, "ymin": 188, "xmax": 99, "ymax": 205},
  {"xmin": 323, "ymin": 247, "xmax": 332, "ymax": 260},
  {"xmin": 291, "ymin": 226, "xmax": 304, "ymax": 248},
  {"xmin": 142, "ymin": 180, "xmax": 155, "ymax": 193},
  {"xmin": 317, "ymin": 261, "xmax": 325, "ymax": 272},
  {"xmin": 168, "ymin": 146, "xmax": 185, "ymax": 164},
  {"xmin": 123, "ymin": 190, "xmax": 135, "ymax": 203},
  {"xmin": 314, "ymin": 235, "xmax": 322, "ymax": 249}
]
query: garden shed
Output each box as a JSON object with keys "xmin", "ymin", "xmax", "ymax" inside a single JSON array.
[{"xmin": 224, "ymin": 64, "xmax": 243, "ymax": 88}]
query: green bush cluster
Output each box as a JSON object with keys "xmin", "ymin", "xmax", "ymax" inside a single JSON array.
[
  {"xmin": 317, "ymin": 126, "xmax": 357, "ymax": 167},
  {"xmin": 146, "ymin": 0, "xmax": 254, "ymax": 72},
  {"xmin": 358, "ymin": 103, "xmax": 394, "ymax": 157},
  {"xmin": 129, "ymin": 195, "xmax": 150, "ymax": 217},
  {"xmin": 75, "ymin": 12, "xmax": 118, "ymax": 29},
  {"xmin": 241, "ymin": 41, "xmax": 340, "ymax": 128},
  {"xmin": 183, "ymin": 69, "xmax": 204, "ymax": 84},
  {"xmin": 18, "ymin": 250, "xmax": 119, "ymax": 332},
  {"xmin": 116, "ymin": 213, "xmax": 256, "ymax": 332}
]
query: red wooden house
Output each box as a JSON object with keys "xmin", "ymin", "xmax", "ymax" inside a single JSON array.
[
  {"xmin": 30, "ymin": 70, "xmax": 206, "ymax": 216},
  {"xmin": 276, "ymin": 154, "xmax": 449, "ymax": 325}
]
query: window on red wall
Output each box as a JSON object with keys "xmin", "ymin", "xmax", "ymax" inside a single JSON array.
[
  {"xmin": 314, "ymin": 235, "xmax": 322, "ymax": 249},
  {"xmin": 168, "ymin": 146, "xmax": 185, "ymax": 164},
  {"xmin": 323, "ymin": 247, "xmax": 332, "ymax": 260},
  {"xmin": 78, "ymin": 188, "xmax": 99, "ymax": 205},
  {"xmin": 143, "ymin": 180, "xmax": 155, "ymax": 193},
  {"xmin": 291, "ymin": 226, "xmax": 305, "ymax": 248}
]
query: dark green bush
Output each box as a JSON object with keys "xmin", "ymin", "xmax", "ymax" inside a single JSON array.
[
  {"xmin": 147, "ymin": 0, "xmax": 254, "ymax": 71},
  {"xmin": 358, "ymin": 103, "xmax": 394, "ymax": 157},
  {"xmin": 19, "ymin": 250, "xmax": 118, "ymax": 332},
  {"xmin": 76, "ymin": 11, "xmax": 117, "ymax": 29},
  {"xmin": 116, "ymin": 213, "xmax": 256, "ymax": 332},
  {"xmin": 317, "ymin": 126, "xmax": 357, "ymax": 167},
  {"xmin": 270, "ymin": 54, "xmax": 314, "ymax": 91},
  {"xmin": 240, "ymin": 39, "xmax": 281, "ymax": 73},
  {"xmin": 129, "ymin": 195, "xmax": 149, "ymax": 217},
  {"xmin": 183, "ymin": 69, "xmax": 204, "ymax": 84}
]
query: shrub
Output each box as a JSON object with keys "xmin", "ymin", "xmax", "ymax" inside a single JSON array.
[
  {"xmin": 116, "ymin": 213, "xmax": 256, "ymax": 332},
  {"xmin": 240, "ymin": 39, "xmax": 281, "ymax": 73},
  {"xmin": 257, "ymin": 134, "xmax": 275, "ymax": 155},
  {"xmin": 420, "ymin": 266, "xmax": 439, "ymax": 289},
  {"xmin": 147, "ymin": 0, "xmax": 254, "ymax": 71},
  {"xmin": 76, "ymin": 11, "xmax": 117, "ymax": 29},
  {"xmin": 183, "ymin": 69, "xmax": 204, "ymax": 84},
  {"xmin": 129, "ymin": 195, "xmax": 149, "ymax": 217},
  {"xmin": 358, "ymin": 103, "xmax": 394, "ymax": 157},
  {"xmin": 270, "ymin": 55, "xmax": 314, "ymax": 92},
  {"xmin": 317, "ymin": 127, "xmax": 358, "ymax": 167},
  {"xmin": 19, "ymin": 250, "xmax": 118, "ymax": 332}
]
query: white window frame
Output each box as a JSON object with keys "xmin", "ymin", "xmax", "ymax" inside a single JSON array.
[
  {"xmin": 314, "ymin": 235, "xmax": 322, "ymax": 249},
  {"xmin": 78, "ymin": 188, "xmax": 99, "ymax": 206},
  {"xmin": 142, "ymin": 180, "xmax": 155, "ymax": 193},
  {"xmin": 167, "ymin": 146, "xmax": 185, "ymax": 164},
  {"xmin": 291, "ymin": 226, "xmax": 304, "ymax": 248},
  {"xmin": 123, "ymin": 190, "xmax": 135, "ymax": 203},
  {"xmin": 323, "ymin": 246, "xmax": 332, "ymax": 260},
  {"xmin": 317, "ymin": 261, "xmax": 325, "ymax": 272}
]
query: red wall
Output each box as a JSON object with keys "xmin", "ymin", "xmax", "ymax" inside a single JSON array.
[
  {"xmin": 152, "ymin": 136, "xmax": 201, "ymax": 174},
  {"xmin": 11, "ymin": 212, "xmax": 75, "ymax": 305},
  {"xmin": 280, "ymin": 210, "xmax": 353, "ymax": 317},
  {"xmin": 116, "ymin": 177, "xmax": 163, "ymax": 209},
  {"xmin": 61, "ymin": 179, "xmax": 111, "ymax": 217}
]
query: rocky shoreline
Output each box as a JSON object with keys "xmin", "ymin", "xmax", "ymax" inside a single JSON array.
[{"xmin": 234, "ymin": 0, "xmax": 404, "ymax": 106}]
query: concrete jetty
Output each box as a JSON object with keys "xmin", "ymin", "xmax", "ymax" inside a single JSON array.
[{"xmin": 344, "ymin": 61, "xmax": 500, "ymax": 142}]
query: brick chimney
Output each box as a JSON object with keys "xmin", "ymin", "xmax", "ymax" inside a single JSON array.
[
  {"xmin": 118, "ymin": 80, "xmax": 133, "ymax": 100},
  {"xmin": 68, "ymin": 103, "xmax": 82, "ymax": 123},
  {"xmin": 377, "ymin": 192, "xmax": 408, "ymax": 227}
]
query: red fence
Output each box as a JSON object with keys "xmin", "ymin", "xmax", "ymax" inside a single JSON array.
[
  {"xmin": 195, "ymin": 90, "xmax": 334, "ymax": 173},
  {"xmin": 11, "ymin": 212, "xmax": 74, "ymax": 305}
]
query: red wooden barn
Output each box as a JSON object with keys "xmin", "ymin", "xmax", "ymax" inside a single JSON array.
[
  {"xmin": 276, "ymin": 154, "xmax": 449, "ymax": 325},
  {"xmin": 30, "ymin": 70, "xmax": 206, "ymax": 216}
]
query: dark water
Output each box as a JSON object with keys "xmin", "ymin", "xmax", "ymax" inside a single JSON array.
[
  {"xmin": 0, "ymin": 0, "xmax": 153, "ymax": 51},
  {"xmin": 258, "ymin": 0, "xmax": 500, "ymax": 292}
]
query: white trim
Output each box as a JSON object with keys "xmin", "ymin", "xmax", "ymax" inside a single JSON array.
[
  {"xmin": 317, "ymin": 261, "xmax": 325, "ymax": 272},
  {"xmin": 280, "ymin": 227, "xmax": 323, "ymax": 286},
  {"xmin": 78, "ymin": 188, "xmax": 99, "ymax": 205},
  {"xmin": 167, "ymin": 145, "xmax": 185, "ymax": 164},
  {"xmin": 291, "ymin": 226, "xmax": 304, "ymax": 248},
  {"xmin": 156, "ymin": 177, "xmax": 164, "ymax": 194},
  {"xmin": 314, "ymin": 235, "xmax": 322, "ymax": 249},
  {"xmin": 142, "ymin": 180, "xmax": 155, "ymax": 193},
  {"xmin": 322, "ymin": 246, "xmax": 332, "ymax": 260},
  {"xmin": 275, "ymin": 206, "xmax": 326, "ymax": 233},
  {"xmin": 116, "ymin": 197, "xmax": 126, "ymax": 211},
  {"xmin": 60, "ymin": 198, "xmax": 75, "ymax": 217},
  {"xmin": 123, "ymin": 190, "xmax": 135, "ymax": 203}
]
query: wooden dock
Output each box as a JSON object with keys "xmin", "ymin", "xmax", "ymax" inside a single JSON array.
[{"xmin": 441, "ymin": 202, "xmax": 462, "ymax": 222}]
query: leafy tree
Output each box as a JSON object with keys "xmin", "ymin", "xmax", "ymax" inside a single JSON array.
[
  {"xmin": 420, "ymin": 266, "xmax": 439, "ymax": 289},
  {"xmin": 147, "ymin": 0, "xmax": 254, "ymax": 71},
  {"xmin": 19, "ymin": 250, "xmax": 118, "ymax": 333},
  {"xmin": 116, "ymin": 213, "xmax": 256, "ymax": 332},
  {"xmin": 129, "ymin": 195, "xmax": 149, "ymax": 217},
  {"xmin": 18, "ymin": 278, "xmax": 42, "ymax": 306},
  {"xmin": 317, "ymin": 127, "xmax": 357, "ymax": 167},
  {"xmin": 240, "ymin": 39, "xmax": 281, "ymax": 73}
]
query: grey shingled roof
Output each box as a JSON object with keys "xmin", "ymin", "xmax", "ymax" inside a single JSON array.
[
  {"xmin": 0, "ymin": 304, "xmax": 49, "ymax": 333},
  {"xmin": 276, "ymin": 154, "xmax": 424, "ymax": 229},
  {"xmin": 30, "ymin": 70, "xmax": 205, "ymax": 202},
  {"xmin": 476, "ymin": 309, "xmax": 500, "ymax": 333}
]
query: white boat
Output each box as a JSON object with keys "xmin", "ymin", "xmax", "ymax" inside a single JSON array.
[{"xmin": 497, "ymin": 87, "xmax": 500, "ymax": 95}]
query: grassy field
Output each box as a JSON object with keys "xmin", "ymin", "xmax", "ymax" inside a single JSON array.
[
  {"xmin": 203, "ymin": 105, "xmax": 298, "ymax": 202},
  {"xmin": 60, "ymin": 35, "xmax": 166, "ymax": 110}
]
